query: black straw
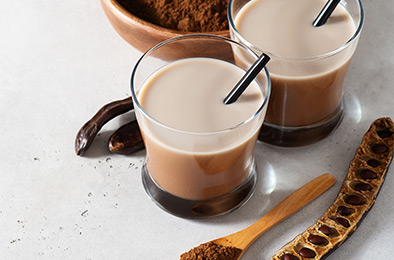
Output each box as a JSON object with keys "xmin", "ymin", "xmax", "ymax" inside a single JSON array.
[
  {"xmin": 313, "ymin": 0, "xmax": 341, "ymax": 27},
  {"xmin": 224, "ymin": 53, "xmax": 270, "ymax": 105}
]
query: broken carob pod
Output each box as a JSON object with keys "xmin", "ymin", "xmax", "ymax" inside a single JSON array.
[
  {"xmin": 75, "ymin": 97, "xmax": 133, "ymax": 156},
  {"xmin": 272, "ymin": 117, "xmax": 394, "ymax": 260},
  {"xmin": 108, "ymin": 120, "xmax": 145, "ymax": 154}
]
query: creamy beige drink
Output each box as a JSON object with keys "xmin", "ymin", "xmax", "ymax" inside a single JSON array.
[
  {"xmin": 231, "ymin": 0, "xmax": 363, "ymax": 145},
  {"xmin": 136, "ymin": 57, "xmax": 266, "ymax": 200},
  {"xmin": 235, "ymin": 0, "xmax": 355, "ymax": 59}
]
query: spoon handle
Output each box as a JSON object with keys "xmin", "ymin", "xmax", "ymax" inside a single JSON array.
[{"xmin": 219, "ymin": 173, "xmax": 336, "ymax": 250}]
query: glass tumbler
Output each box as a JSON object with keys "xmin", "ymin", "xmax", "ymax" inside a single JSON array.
[
  {"xmin": 228, "ymin": 0, "xmax": 364, "ymax": 147},
  {"xmin": 131, "ymin": 34, "xmax": 271, "ymax": 218}
]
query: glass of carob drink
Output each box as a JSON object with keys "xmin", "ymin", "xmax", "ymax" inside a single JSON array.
[
  {"xmin": 229, "ymin": 0, "xmax": 364, "ymax": 147},
  {"xmin": 131, "ymin": 34, "xmax": 271, "ymax": 218}
]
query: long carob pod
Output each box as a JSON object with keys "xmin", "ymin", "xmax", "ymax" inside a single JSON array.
[
  {"xmin": 272, "ymin": 117, "xmax": 394, "ymax": 260},
  {"xmin": 75, "ymin": 97, "xmax": 133, "ymax": 156}
]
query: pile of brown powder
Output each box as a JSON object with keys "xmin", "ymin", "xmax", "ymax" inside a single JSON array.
[
  {"xmin": 118, "ymin": 0, "xmax": 229, "ymax": 32},
  {"xmin": 180, "ymin": 242, "xmax": 242, "ymax": 260}
]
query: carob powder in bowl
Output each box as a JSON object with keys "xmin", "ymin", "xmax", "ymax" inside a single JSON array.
[{"xmin": 117, "ymin": 0, "xmax": 229, "ymax": 32}]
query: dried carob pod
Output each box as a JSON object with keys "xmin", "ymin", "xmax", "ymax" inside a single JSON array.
[
  {"xmin": 272, "ymin": 117, "xmax": 394, "ymax": 260},
  {"xmin": 108, "ymin": 120, "xmax": 145, "ymax": 154},
  {"xmin": 75, "ymin": 97, "xmax": 133, "ymax": 156}
]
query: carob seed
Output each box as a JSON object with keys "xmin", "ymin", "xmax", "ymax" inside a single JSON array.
[
  {"xmin": 283, "ymin": 254, "xmax": 299, "ymax": 260},
  {"xmin": 308, "ymin": 234, "xmax": 328, "ymax": 246},
  {"xmin": 337, "ymin": 206, "xmax": 354, "ymax": 216},
  {"xmin": 334, "ymin": 217, "xmax": 350, "ymax": 228},
  {"xmin": 353, "ymin": 182, "xmax": 373, "ymax": 192},
  {"xmin": 367, "ymin": 158, "xmax": 381, "ymax": 167},
  {"xmin": 372, "ymin": 143, "xmax": 388, "ymax": 154},
  {"xmin": 377, "ymin": 129, "xmax": 393, "ymax": 138},
  {"xmin": 319, "ymin": 225, "xmax": 333, "ymax": 236},
  {"xmin": 299, "ymin": 248, "xmax": 316, "ymax": 258},
  {"xmin": 360, "ymin": 169, "xmax": 377, "ymax": 179},
  {"xmin": 345, "ymin": 194, "xmax": 365, "ymax": 205}
]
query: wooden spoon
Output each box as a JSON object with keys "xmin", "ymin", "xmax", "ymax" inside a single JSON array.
[{"xmin": 180, "ymin": 173, "xmax": 336, "ymax": 259}]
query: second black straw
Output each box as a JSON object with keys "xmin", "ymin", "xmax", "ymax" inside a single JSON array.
[{"xmin": 313, "ymin": 0, "xmax": 341, "ymax": 27}]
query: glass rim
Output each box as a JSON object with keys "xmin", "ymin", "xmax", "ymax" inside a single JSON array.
[
  {"xmin": 227, "ymin": 0, "xmax": 364, "ymax": 61},
  {"xmin": 130, "ymin": 33, "xmax": 271, "ymax": 136}
]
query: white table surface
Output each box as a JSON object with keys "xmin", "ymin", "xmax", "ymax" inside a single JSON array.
[{"xmin": 1, "ymin": 1, "xmax": 393, "ymax": 259}]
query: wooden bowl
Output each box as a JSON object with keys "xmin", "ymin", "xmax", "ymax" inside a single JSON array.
[{"xmin": 100, "ymin": 0, "xmax": 230, "ymax": 53}]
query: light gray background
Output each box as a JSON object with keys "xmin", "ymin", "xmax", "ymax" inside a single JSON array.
[{"xmin": 1, "ymin": 0, "xmax": 393, "ymax": 259}]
